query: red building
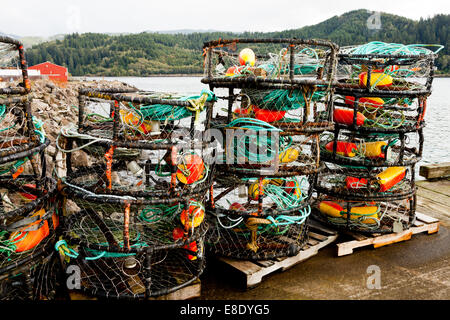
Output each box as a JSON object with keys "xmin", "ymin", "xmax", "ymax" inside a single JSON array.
[{"xmin": 29, "ymin": 61, "xmax": 68, "ymax": 84}]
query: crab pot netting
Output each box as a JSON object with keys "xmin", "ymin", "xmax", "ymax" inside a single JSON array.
[
  {"xmin": 75, "ymin": 88, "xmax": 216, "ymax": 144},
  {"xmin": 312, "ymin": 192, "xmax": 416, "ymax": 234},
  {"xmin": 202, "ymin": 38, "xmax": 339, "ymax": 131},
  {"xmin": 0, "ymin": 177, "xmax": 60, "ymax": 299},
  {"xmin": 335, "ymin": 42, "xmax": 441, "ymax": 95},
  {"xmin": 0, "ymin": 251, "xmax": 64, "ymax": 300},
  {"xmin": 209, "ymin": 119, "xmax": 325, "ymax": 177},
  {"xmin": 61, "ymin": 137, "xmax": 215, "ymax": 200},
  {"xmin": 319, "ymin": 128, "xmax": 423, "ymax": 167},
  {"xmin": 58, "ymin": 189, "xmax": 208, "ymax": 299},
  {"xmin": 205, "ymin": 173, "xmax": 311, "ymax": 260},
  {"xmin": 314, "ymin": 163, "xmax": 416, "ymax": 201},
  {"xmin": 332, "ymin": 94, "xmax": 428, "ymax": 133},
  {"xmin": 0, "ymin": 36, "xmax": 30, "ymax": 95}
]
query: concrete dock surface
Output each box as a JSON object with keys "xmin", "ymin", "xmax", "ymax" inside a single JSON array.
[{"xmin": 199, "ymin": 178, "xmax": 450, "ymax": 300}]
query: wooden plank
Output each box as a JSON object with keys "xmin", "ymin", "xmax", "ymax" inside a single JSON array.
[
  {"xmin": 308, "ymin": 231, "xmax": 329, "ymax": 242},
  {"xmin": 416, "ymin": 186, "xmax": 450, "ymax": 207},
  {"xmin": 308, "ymin": 219, "xmax": 338, "ymax": 235},
  {"xmin": 217, "ymin": 233, "xmax": 338, "ymax": 288},
  {"xmin": 416, "ymin": 179, "xmax": 450, "ymax": 197},
  {"xmin": 416, "ymin": 211, "xmax": 440, "ymax": 224},
  {"xmin": 416, "ymin": 196, "xmax": 450, "ymax": 225},
  {"xmin": 254, "ymin": 260, "xmax": 276, "ymax": 268},
  {"xmin": 419, "ymin": 163, "xmax": 450, "ymax": 179},
  {"xmin": 337, "ymin": 213, "xmax": 440, "ymax": 256},
  {"xmin": 372, "ymin": 230, "xmax": 412, "ymax": 248},
  {"xmin": 411, "ymin": 221, "xmax": 440, "ymax": 235},
  {"xmin": 307, "ymin": 238, "xmax": 320, "ymax": 246},
  {"xmin": 151, "ymin": 279, "xmax": 201, "ymax": 300}
]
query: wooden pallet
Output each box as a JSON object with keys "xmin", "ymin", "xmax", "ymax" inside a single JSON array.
[
  {"xmin": 217, "ymin": 221, "xmax": 338, "ymax": 288},
  {"xmin": 336, "ymin": 212, "xmax": 440, "ymax": 256},
  {"xmin": 68, "ymin": 278, "xmax": 201, "ymax": 300}
]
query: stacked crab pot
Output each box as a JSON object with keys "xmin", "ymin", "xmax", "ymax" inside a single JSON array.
[
  {"xmin": 201, "ymin": 38, "xmax": 339, "ymax": 260},
  {"xmin": 56, "ymin": 87, "xmax": 216, "ymax": 299},
  {"xmin": 313, "ymin": 42, "xmax": 439, "ymax": 234},
  {"xmin": 0, "ymin": 36, "xmax": 59, "ymax": 300}
]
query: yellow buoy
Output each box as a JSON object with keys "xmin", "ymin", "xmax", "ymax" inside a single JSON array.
[
  {"xmin": 362, "ymin": 141, "xmax": 388, "ymax": 158},
  {"xmin": 239, "ymin": 48, "xmax": 256, "ymax": 66},
  {"xmin": 359, "ymin": 72, "xmax": 393, "ymax": 88},
  {"xmin": 279, "ymin": 147, "xmax": 300, "ymax": 163}
]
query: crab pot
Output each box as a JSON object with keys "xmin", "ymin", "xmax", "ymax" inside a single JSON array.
[
  {"xmin": 202, "ymin": 38, "xmax": 339, "ymax": 131},
  {"xmin": 0, "ymin": 177, "xmax": 59, "ymax": 299},
  {"xmin": 319, "ymin": 127, "xmax": 423, "ymax": 167},
  {"xmin": 205, "ymin": 172, "xmax": 311, "ymax": 260},
  {"xmin": 62, "ymin": 136, "xmax": 215, "ymax": 199},
  {"xmin": 312, "ymin": 191, "xmax": 416, "ymax": 234},
  {"xmin": 335, "ymin": 48, "xmax": 436, "ymax": 96},
  {"xmin": 59, "ymin": 187, "xmax": 208, "ymax": 299},
  {"xmin": 205, "ymin": 207, "xmax": 309, "ymax": 260},
  {"xmin": 211, "ymin": 121, "xmax": 324, "ymax": 177},
  {"xmin": 76, "ymin": 88, "xmax": 216, "ymax": 142},
  {"xmin": 331, "ymin": 94, "xmax": 428, "ymax": 133},
  {"xmin": 315, "ymin": 163, "xmax": 416, "ymax": 201}
]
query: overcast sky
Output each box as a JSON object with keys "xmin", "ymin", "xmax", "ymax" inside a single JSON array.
[{"xmin": 1, "ymin": 0, "xmax": 449, "ymax": 37}]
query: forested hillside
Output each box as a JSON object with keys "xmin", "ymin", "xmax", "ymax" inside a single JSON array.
[{"xmin": 25, "ymin": 10, "xmax": 449, "ymax": 76}]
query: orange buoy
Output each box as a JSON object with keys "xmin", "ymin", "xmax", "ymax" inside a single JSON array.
[
  {"xmin": 345, "ymin": 176, "xmax": 368, "ymax": 189},
  {"xmin": 185, "ymin": 241, "xmax": 198, "ymax": 260},
  {"xmin": 180, "ymin": 199, "xmax": 205, "ymax": 230},
  {"xmin": 284, "ymin": 180, "xmax": 302, "ymax": 198},
  {"xmin": 176, "ymin": 154, "xmax": 205, "ymax": 184},
  {"xmin": 344, "ymin": 96, "xmax": 385, "ymax": 108},
  {"xmin": 252, "ymin": 105, "xmax": 286, "ymax": 122},
  {"xmin": 333, "ymin": 108, "xmax": 366, "ymax": 126},
  {"xmin": 319, "ymin": 201, "xmax": 343, "ymax": 218},
  {"xmin": 239, "ymin": 48, "xmax": 256, "ymax": 66},
  {"xmin": 376, "ymin": 166, "xmax": 406, "ymax": 192},
  {"xmin": 120, "ymin": 109, "xmax": 152, "ymax": 134},
  {"xmin": 172, "ymin": 227, "xmax": 198, "ymax": 260},
  {"xmin": 9, "ymin": 209, "xmax": 50, "ymax": 252},
  {"xmin": 359, "ymin": 72, "xmax": 393, "ymax": 88},
  {"xmin": 325, "ymin": 141, "xmax": 358, "ymax": 157},
  {"xmin": 225, "ymin": 66, "xmax": 243, "ymax": 77},
  {"xmin": 319, "ymin": 201, "xmax": 378, "ymax": 224}
]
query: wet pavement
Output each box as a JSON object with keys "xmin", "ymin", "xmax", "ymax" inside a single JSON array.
[{"xmin": 199, "ymin": 224, "xmax": 450, "ymax": 300}]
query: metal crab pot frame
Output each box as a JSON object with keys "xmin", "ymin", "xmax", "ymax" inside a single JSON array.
[
  {"xmin": 311, "ymin": 191, "xmax": 416, "ymax": 235},
  {"xmin": 201, "ymin": 38, "xmax": 339, "ymax": 131},
  {"xmin": 77, "ymin": 88, "xmax": 216, "ymax": 144},
  {"xmin": 59, "ymin": 191, "xmax": 208, "ymax": 299},
  {"xmin": 208, "ymin": 172, "xmax": 315, "ymax": 216},
  {"xmin": 205, "ymin": 211, "xmax": 309, "ymax": 260},
  {"xmin": 0, "ymin": 95, "xmax": 43, "ymax": 156},
  {"xmin": 335, "ymin": 52, "xmax": 436, "ymax": 96},
  {"xmin": 0, "ymin": 36, "xmax": 31, "ymax": 94},
  {"xmin": 314, "ymin": 163, "xmax": 416, "ymax": 201},
  {"xmin": 319, "ymin": 127, "xmax": 423, "ymax": 167},
  {"xmin": 62, "ymin": 134, "xmax": 216, "ymax": 202},
  {"xmin": 208, "ymin": 122, "xmax": 326, "ymax": 178},
  {"xmin": 204, "ymin": 172, "xmax": 312, "ymax": 260}
]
